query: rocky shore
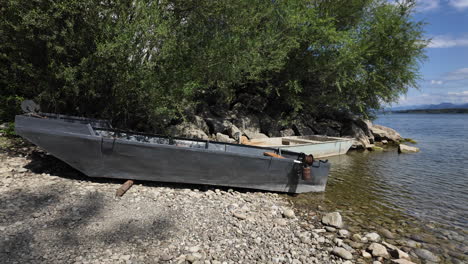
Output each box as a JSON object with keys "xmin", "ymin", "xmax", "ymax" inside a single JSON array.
[
  {"xmin": 165, "ymin": 105, "xmax": 416, "ymax": 152},
  {"xmin": 0, "ymin": 137, "xmax": 428, "ymax": 264}
]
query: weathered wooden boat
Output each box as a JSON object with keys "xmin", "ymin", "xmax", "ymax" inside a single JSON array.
[
  {"xmin": 15, "ymin": 113, "xmax": 331, "ymax": 193},
  {"xmin": 247, "ymin": 135, "xmax": 354, "ymax": 158}
]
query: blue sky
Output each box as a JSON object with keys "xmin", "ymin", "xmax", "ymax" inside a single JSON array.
[{"xmin": 395, "ymin": 0, "xmax": 468, "ymax": 106}]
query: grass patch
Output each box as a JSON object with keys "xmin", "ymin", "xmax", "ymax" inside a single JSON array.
[
  {"xmin": 402, "ymin": 138, "xmax": 417, "ymax": 144},
  {"xmin": 0, "ymin": 122, "xmax": 16, "ymax": 137}
]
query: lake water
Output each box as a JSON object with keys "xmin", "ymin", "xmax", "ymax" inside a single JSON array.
[{"xmin": 292, "ymin": 113, "xmax": 467, "ymax": 262}]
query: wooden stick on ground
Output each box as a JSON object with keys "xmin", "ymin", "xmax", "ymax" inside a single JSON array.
[
  {"xmin": 115, "ymin": 180, "xmax": 134, "ymax": 197},
  {"xmin": 263, "ymin": 152, "xmax": 285, "ymax": 159}
]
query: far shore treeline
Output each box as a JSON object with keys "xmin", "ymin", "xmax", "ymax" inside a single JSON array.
[{"xmin": 1, "ymin": 0, "xmax": 426, "ymax": 132}]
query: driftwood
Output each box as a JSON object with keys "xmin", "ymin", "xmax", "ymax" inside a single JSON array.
[{"xmin": 115, "ymin": 180, "xmax": 134, "ymax": 197}]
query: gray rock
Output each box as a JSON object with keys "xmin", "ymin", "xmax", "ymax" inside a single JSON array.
[
  {"xmin": 338, "ymin": 229, "xmax": 350, "ymax": 238},
  {"xmin": 397, "ymin": 239, "xmax": 420, "ymax": 248},
  {"xmin": 215, "ymin": 133, "xmax": 235, "ymax": 143},
  {"xmin": 233, "ymin": 212, "xmax": 247, "ymax": 220},
  {"xmin": 382, "ymin": 241, "xmax": 398, "ymax": 250},
  {"xmin": 389, "ymin": 248, "xmax": 410, "ymax": 260},
  {"xmin": 378, "ymin": 228, "xmax": 395, "ymax": 239},
  {"xmin": 413, "ymin": 248, "xmax": 440, "ymax": 262},
  {"xmin": 391, "ymin": 259, "xmax": 416, "ymax": 264},
  {"xmin": 372, "ymin": 124, "xmax": 402, "ymax": 142},
  {"xmin": 282, "ymin": 209, "xmax": 295, "ymax": 219},
  {"xmin": 192, "ymin": 115, "xmax": 210, "ymax": 134},
  {"xmin": 233, "ymin": 115, "xmax": 262, "ymax": 138},
  {"xmin": 332, "ymin": 247, "xmax": 353, "ymax": 260},
  {"xmin": 368, "ymin": 243, "xmax": 389, "ymax": 258},
  {"xmin": 321, "ymin": 212, "xmax": 343, "ymax": 228},
  {"xmin": 341, "ymin": 122, "xmax": 372, "ymax": 149},
  {"xmin": 398, "ymin": 144, "xmax": 420, "ymax": 154},
  {"xmin": 351, "ymin": 234, "xmax": 362, "ymax": 242},
  {"xmin": 325, "ymin": 226, "xmax": 336, "ymax": 232},
  {"xmin": 188, "ymin": 246, "xmax": 200, "ymax": 253},
  {"xmin": 280, "ymin": 128, "xmax": 295, "ymax": 137},
  {"xmin": 247, "ymin": 132, "xmax": 269, "ymax": 140},
  {"xmin": 293, "ymin": 123, "xmax": 314, "ymax": 136},
  {"xmin": 361, "ymin": 250, "xmax": 372, "ymax": 258},
  {"xmin": 348, "ymin": 241, "xmax": 364, "ymax": 249},
  {"xmin": 226, "ymin": 124, "xmax": 241, "ymax": 140},
  {"xmin": 365, "ymin": 232, "xmax": 381, "ymax": 242},
  {"xmin": 274, "ymin": 218, "xmax": 288, "ymax": 226},
  {"xmin": 168, "ymin": 122, "xmax": 209, "ymax": 140},
  {"xmin": 160, "ymin": 254, "xmax": 173, "ymax": 261}
]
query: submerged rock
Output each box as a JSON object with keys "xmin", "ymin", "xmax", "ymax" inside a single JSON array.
[
  {"xmin": 413, "ymin": 248, "xmax": 440, "ymax": 262},
  {"xmin": 322, "ymin": 212, "xmax": 343, "ymax": 228},
  {"xmin": 398, "ymin": 144, "xmax": 420, "ymax": 154},
  {"xmin": 391, "ymin": 259, "xmax": 416, "ymax": 264},
  {"xmin": 378, "ymin": 228, "xmax": 395, "ymax": 239}
]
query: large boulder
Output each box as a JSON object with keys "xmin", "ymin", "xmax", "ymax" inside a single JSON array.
[
  {"xmin": 204, "ymin": 118, "xmax": 235, "ymax": 134},
  {"xmin": 216, "ymin": 133, "xmax": 235, "ymax": 143},
  {"xmin": 293, "ymin": 123, "xmax": 314, "ymax": 136},
  {"xmin": 226, "ymin": 124, "xmax": 242, "ymax": 141},
  {"xmin": 312, "ymin": 120, "xmax": 341, "ymax": 136},
  {"xmin": 354, "ymin": 119, "xmax": 375, "ymax": 143},
  {"xmin": 168, "ymin": 122, "xmax": 209, "ymax": 140},
  {"xmin": 371, "ymin": 124, "xmax": 402, "ymax": 142},
  {"xmin": 232, "ymin": 114, "xmax": 262, "ymax": 139},
  {"xmin": 260, "ymin": 116, "xmax": 281, "ymax": 137},
  {"xmin": 398, "ymin": 144, "xmax": 420, "ymax": 154},
  {"xmin": 280, "ymin": 128, "xmax": 295, "ymax": 137},
  {"xmin": 341, "ymin": 122, "xmax": 372, "ymax": 149}
]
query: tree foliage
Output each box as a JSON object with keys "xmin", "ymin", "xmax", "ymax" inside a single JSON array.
[{"xmin": 0, "ymin": 0, "xmax": 427, "ymax": 130}]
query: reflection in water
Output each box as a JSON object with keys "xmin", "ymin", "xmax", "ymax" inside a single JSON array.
[{"xmin": 291, "ymin": 114, "xmax": 468, "ymax": 262}]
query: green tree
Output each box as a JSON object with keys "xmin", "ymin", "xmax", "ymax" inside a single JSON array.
[{"xmin": 1, "ymin": 0, "xmax": 426, "ymax": 130}]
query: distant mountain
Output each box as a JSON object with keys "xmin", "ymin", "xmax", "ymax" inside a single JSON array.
[{"xmin": 388, "ymin": 103, "xmax": 468, "ymax": 111}]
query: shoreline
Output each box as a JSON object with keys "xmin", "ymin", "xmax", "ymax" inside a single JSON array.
[{"xmin": 0, "ymin": 136, "xmax": 433, "ymax": 264}]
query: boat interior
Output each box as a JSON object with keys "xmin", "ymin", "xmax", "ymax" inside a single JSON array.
[
  {"xmin": 249, "ymin": 135, "xmax": 352, "ymax": 147},
  {"xmin": 21, "ymin": 113, "xmax": 304, "ymax": 160}
]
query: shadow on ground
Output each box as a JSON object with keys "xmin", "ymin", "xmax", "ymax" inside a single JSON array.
[{"xmin": 0, "ymin": 184, "xmax": 173, "ymax": 263}]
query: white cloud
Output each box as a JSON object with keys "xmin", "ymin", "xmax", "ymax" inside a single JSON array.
[
  {"xmin": 430, "ymin": 80, "xmax": 443, "ymax": 85},
  {"xmin": 443, "ymin": 68, "xmax": 468, "ymax": 81},
  {"xmin": 417, "ymin": 0, "xmax": 440, "ymax": 11},
  {"xmin": 449, "ymin": 0, "xmax": 468, "ymax": 10},
  {"xmin": 428, "ymin": 35, "xmax": 468, "ymax": 48},
  {"xmin": 398, "ymin": 90, "xmax": 468, "ymax": 105}
]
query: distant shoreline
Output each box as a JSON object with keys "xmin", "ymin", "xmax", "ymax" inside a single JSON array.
[{"xmin": 389, "ymin": 108, "xmax": 468, "ymax": 114}]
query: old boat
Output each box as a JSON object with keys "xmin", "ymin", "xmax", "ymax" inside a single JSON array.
[
  {"xmin": 247, "ymin": 135, "xmax": 354, "ymax": 158},
  {"xmin": 15, "ymin": 113, "xmax": 331, "ymax": 193}
]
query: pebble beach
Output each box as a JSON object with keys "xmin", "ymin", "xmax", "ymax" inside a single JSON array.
[{"xmin": 0, "ymin": 137, "xmax": 439, "ymax": 263}]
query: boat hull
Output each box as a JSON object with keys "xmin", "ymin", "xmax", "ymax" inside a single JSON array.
[{"xmin": 15, "ymin": 115, "xmax": 330, "ymax": 193}]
